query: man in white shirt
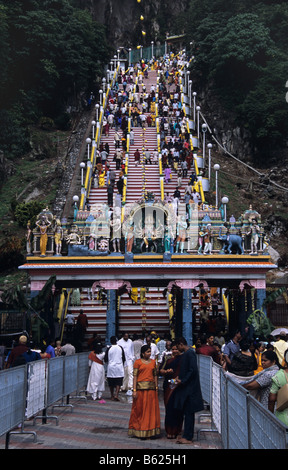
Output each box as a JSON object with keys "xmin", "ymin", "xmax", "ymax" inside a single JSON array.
[
  {"xmin": 192, "ymin": 189, "xmax": 201, "ymax": 205},
  {"xmin": 153, "ymin": 149, "xmax": 158, "ymax": 164},
  {"xmin": 145, "ymin": 335, "xmax": 160, "ymax": 362},
  {"xmin": 132, "ymin": 333, "xmax": 144, "ymax": 360},
  {"xmin": 117, "ymin": 332, "xmax": 134, "ymax": 395},
  {"xmin": 105, "ymin": 336, "xmax": 125, "ymax": 401},
  {"xmin": 140, "ymin": 113, "xmax": 146, "ymax": 127},
  {"xmin": 145, "ymin": 149, "xmax": 152, "ymax": 164},
  {"xmin": 108, "ymin": 113, "xmax": 114, "ymax": 127},
  {"xmin": 61, "ymin": 341, "xmax": 76, "ymax": 356},
  {"xmin": 156, "ymin": 336, "xmax": 167, "ymax": 363}
]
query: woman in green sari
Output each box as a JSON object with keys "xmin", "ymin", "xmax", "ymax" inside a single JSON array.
[{"xmin": 268, "ymin": 348, "xmax": 288, "ymax": 426}]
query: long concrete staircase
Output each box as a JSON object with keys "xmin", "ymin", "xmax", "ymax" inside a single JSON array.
[
  {"xmin": 126, "ymin": 126, "xmax": 160, "ymax": 203},
  {"xmin": 65, "ymin": 60, "xmax": 227, "ymax": 345},
  {"xmin": 118, "ymin": 287, "xmax": 170, "ymax": 336},
  {"xmin": 87, "ymin": 133, "xmax": 120, "ymax": 208},
  {"xmin": 66, "ymin": 66, "xmax": 171, "ymax": 343}
]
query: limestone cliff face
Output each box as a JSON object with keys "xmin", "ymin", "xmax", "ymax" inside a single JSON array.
[{"xmin": 80, "ymin": 0, "xmax": 190, "ymax": 46}]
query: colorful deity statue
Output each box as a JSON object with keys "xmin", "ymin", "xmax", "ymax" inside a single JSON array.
[
  {"xmin": 65, "ymin": 225, "xmax": 82, "ymax": 245},
  {"xmin": 54, "ymin": 219, "xmax": 64, "ymax": 256},
  {"xmin": 36, "ymin": 215, "xmax": 52, "ymax": 257},
  {"xmin": 248, "ymin": 218, "xmax": 261, "ymax": 254},
  {"xmin": 202, "ymin": 224, "xmax": 213, "ymax": 255},
  {"xmin": 126, "ymin": 224, "xmax": 135, "ymax": 253},
  {"xmin": 26, "ymin": 221, "xmax": 32, "ymax": 254}
]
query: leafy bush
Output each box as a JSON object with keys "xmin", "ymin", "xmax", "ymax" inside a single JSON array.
[
  {"xmin": 184, "ymin": 1, "xmax": 288, "ymax": 160},
  {"xmin": 0, "ymin": 0, "xmax": 109, "ymax": 156},
  {"xmin": 0, "ymin": 237, "xmax": 25, "ymax": 273},
  {"xmin": 14, "ymin": 201, "xmax": 44, "ymax": 228},
  {"xmin": 0, "ymin": 107, "xmax": 31, "ymax": 159},
  {"xmin": 54, "ymin": 112, "xmax": 71, "ymax": 131},
  {"xmin": 38, "ymin": 117, "xmax": 55, "ymax": 130}
]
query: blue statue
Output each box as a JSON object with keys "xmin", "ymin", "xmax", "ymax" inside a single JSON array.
[{"xmin": 218, "ymin": 226, "xmax": 244, "ymax": 255}]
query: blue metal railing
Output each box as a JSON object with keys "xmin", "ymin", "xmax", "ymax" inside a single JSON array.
[
  {"xmin": 197, "ymin": 354, "xmax": 288, "ymax": 449},
  {"xmin": 1, "ymin": 353, "xmax": 287, "ymax": 449}
]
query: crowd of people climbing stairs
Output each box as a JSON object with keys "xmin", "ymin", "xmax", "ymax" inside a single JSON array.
[{"xmin": 90, "ymin": 52, "xmax": 201, "ymax": 212}]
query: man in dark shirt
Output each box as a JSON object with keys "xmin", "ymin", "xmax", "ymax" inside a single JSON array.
[
  {"xmin": 173, "ymin": 187, "xmax": 181, "ymax": 199},
  {"xmin": 76, "ymin": 309, "xmax": 88, "ymax": 341},
  {"xmin": 7, "ymin": 335, "xmax": 29, "ymax": 368},
  {"xmin": 174, "ymin": 337, "xmax": 204, "ymax": 444},
  {"xmin": 196, "ymin": 334, "xmax": 221, "ymax": 364},
  {"xmin": 223, "ymin": 330, "xmax": 242, "ymax": 371}
]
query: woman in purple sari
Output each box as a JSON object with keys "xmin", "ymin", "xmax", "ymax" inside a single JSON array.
[{"xmin": 159, "ymin": 341, "xmax": 183, "ymax": 439}]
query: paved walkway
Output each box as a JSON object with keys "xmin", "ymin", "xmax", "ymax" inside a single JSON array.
[{"xmin": 1, "ymin": 379, "xmax": 223, "ymax": 451}]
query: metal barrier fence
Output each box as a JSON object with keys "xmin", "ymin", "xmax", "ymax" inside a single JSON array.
[
  {"xmin": 2, "ymin": 352, "xmax": 287, "ymax": 449},
  {"xmin": 197, "ymin": 354, "xmax": 288, "ymax": 449},
  {"xmin": 0, "ymin": 352, "xmax": 89, "ymax": 449}
]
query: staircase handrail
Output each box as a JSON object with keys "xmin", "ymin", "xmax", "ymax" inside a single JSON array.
[
  {"xmin": 121, "ymin": 68, "xmax": 140, "ymax": 221},
  {"xmin": 155, "ymin": 73, "xmax": 165, "ymax": 200},
  {"xmin": 180, "ymin": 74, "xmax": 205, "ymax": 204},
  {"xmin": 80, "ymin": 64, "xmax": 119, "ymax": 210}
]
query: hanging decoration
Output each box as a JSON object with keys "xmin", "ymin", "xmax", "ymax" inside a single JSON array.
[
  {"xmin": 231, "ymin": 293, "xmax": 235, "ymax": 314},
  {"xmin": 139, "ymin": 286, "xmax": 147, "ymax": 330},
  {"xmin": 251, "ymin": 288, "xmax": 255, "ymax": 312},
  {"xmin": 283, "ymin": 291, "xmax": 288, "ymax": 304},
  {"xmin": 222, "ymin": 292, "xmax": 229, "ymax": 324},
  {"xmin": 140, "ymin": 287, "xmax": 147, "ymax": 304},
  {"xmin": 141, "ymin": 304, "xmax": 147, "ymax": 330},
  {"xmin": 168, "ymin": 293, "xmax": 176, "ymax": 339},
  {"xmin": 130, "ymin": 287, "xmax": 138, "ymax": 304}
]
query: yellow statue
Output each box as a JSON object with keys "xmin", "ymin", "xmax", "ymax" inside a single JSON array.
[{"xmin": 36, "ymin": 216, "xmax": 51, "ymax": 256}]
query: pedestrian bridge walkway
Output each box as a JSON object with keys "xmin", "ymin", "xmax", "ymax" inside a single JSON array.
[{"xmin": 0, "ymin": 353, "xmax": 287, "ymax": 450}]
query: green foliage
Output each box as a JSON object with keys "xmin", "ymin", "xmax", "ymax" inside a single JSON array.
[
  {"xmin": 0, "ymin": 236, "xmax": 25, "ymax": 273},
  {"xmin": 209, "ymin": 14, "xmax": 275, "ymax": 105},
  {"xmin": 0, "ymin": 283, "xmax": 28, "ymax": 310},
  {"xmin": 14, "ymin": 200, "xmax": 44, "ymax": 228},
  {"xmin": 183, "ymin": 0, "xmax": 288, "ymax": 160},
  {"xmin": 237, "ymin": 56, "xmax": 288, "ymax": 159},
  {"xmin": 0, "ymin": 4, "xmax": 9, "ymax": 88},
  {"xmin": 1, "ymin": 274, "xmax": 56, "ymax": 313},
  {"xmin": 0, "ymin": 106, "xmax": 31, "ymax": 158},
  {"xmin": 0, "ymin": 0, "xmax": 109, "ymax": 158},
  {"xmin": 38, "ymin": 116, "xmax": 55, "ymax": 130}
]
